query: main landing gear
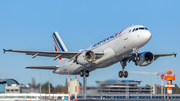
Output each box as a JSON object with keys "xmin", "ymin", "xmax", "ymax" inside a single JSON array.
[
  {"xmin": 119, "ymin": 71, "xmax": 128, "ymax": 78},
  {"xmin": 80, "ymin": 70, "xmax": 89, "ymax": 77},
  {"xmin": 119, "ymin": 47, "xmax": 139, "ymax": 78},
  {"xmin": 119, "ymin": 60, "xmax": 128, "ymax": 78}
]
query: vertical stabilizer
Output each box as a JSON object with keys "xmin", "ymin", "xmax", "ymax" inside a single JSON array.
[
  {"xmin": 52, "ymin": 32, "xmax": 68, "ymax": 52},
  {"xmin": 52, "ymin": 32, "xmax": 68, "ymax": 63}
]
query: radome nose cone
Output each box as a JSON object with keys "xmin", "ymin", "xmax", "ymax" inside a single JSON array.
[{"xmin": 145, "ymin": 31, "xmax": 152, "ymax": 41}]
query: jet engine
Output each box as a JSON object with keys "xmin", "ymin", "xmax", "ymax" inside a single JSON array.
[
  {"xmin": 135, "ymin": 52, "xmax": 154, "ymax": 66},
  {"xmin": 77, "ymin": 50, "xmax": 95, "ymax": 65}
]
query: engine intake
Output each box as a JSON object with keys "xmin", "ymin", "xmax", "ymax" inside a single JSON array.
[
  {"xmin": 136, "ymin": 52, "xmax": 154, "ymax": 66},
  {"xmin": 77, "ymin": 51, "xmax": 95, "ymax": 65},
  {"xmin": 144, "ymin": 52, "xmax": 154, "ymax": 62}
]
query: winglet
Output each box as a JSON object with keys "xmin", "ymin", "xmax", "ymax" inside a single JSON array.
[
  {"xmin": 3, "ymin": 49, "xmax": 6, "ymax": 54},
  {"xmin": 174, "ymin": 52, "xmax": 177, "ymax": 57}
]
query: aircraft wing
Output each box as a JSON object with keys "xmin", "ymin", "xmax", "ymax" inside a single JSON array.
[
  {"xmin": 26, "ymin": 66, "xmax": 59, "ymax": 70},
  {"xmin": 126, "ymin": 52, "xmax": 177, "ymax": 61},
  {"xmin": 153, "ymin": 53, "xmax": 177, "ymax": 60},
  {"xmin": 120, "ymin": 52, "xmax": 177, "ymax": 68},
  {"xmin": 3, "ymin": 49, "xmax": 104, "ymax": 60}
]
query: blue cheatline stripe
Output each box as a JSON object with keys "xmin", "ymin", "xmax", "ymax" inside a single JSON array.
[
  {"xmin": 52, "ymin": 33, "xmax": 62, "ymax": 51},
  {"xmin": 52, "ymin": 34, "xmax": 60, "ymax": 51},
  {"xmin": 53, "ymin": 33, "xmax": 65, "ymax": 52},
  {"xmin": 53, "ymin": 35, "xmax": 62, "ymax": 51},
  {"xmin": 52, "ymin": 34, "xmax": 61, "ymax": 51}
]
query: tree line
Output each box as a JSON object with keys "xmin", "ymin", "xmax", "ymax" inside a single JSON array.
[{"xmin": 29, "ymin": 77, "xmax": 69, "ymax": 94}]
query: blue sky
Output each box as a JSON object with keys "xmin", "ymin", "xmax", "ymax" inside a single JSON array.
[{"xmin": 0, "ymin": 0, "xmax": 180, "ymax": 87}]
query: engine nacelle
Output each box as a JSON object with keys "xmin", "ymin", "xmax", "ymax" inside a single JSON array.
[
  {"xmin": 77, "ymin": 50, "xmax": 95, "ymax": 65},
  {"xmin": 136, "ymin": 52, "xmax": 154, "ymax": 66}
]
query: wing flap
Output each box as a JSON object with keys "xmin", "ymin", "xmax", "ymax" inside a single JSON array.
[{"xmin": 26, "ymin": 66, "xmax": 59, "ymax": 70}]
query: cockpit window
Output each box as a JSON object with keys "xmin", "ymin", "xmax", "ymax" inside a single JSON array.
[
  {"xmin": 132, "ymin": 27, "xmax": 148, "ymax": 32},
  {"xmin": 139, "ymin": 27, "xmax": 145, "ymax": 30},
  {"xmin": 132, "ymin": 29, "xmax": 135, "ymax": 32}
]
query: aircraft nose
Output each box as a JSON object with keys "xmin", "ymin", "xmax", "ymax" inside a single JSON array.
[{"xmin": 144, "ymin": 31, "xmax": 152, "ymax": 42}]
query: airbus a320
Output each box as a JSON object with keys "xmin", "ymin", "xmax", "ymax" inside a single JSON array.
[{"xmin": 4, "ymin": 25, "xmax": 177, "ymax": 78}]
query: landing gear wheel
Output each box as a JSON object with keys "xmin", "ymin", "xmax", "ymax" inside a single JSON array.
[
  {"xmin": 133, "ymin": 48, "xmax": 140, "ymax": 61},
  {"xmin": 80, "ymin": 70, "xmax": 84, "ymax": 77},
  {"xmin": 124, "ymin": 71, "xmax": 128, "ymax": 78},
  {"xmin": 85, "ymin": 70, "xmax": 89, "ymax": 77},
  {"xmin": 119, "ymin": 71, "xmax": 123, "ymax": 78},
  {"xmin": 135, "ymin": 57, "xmax": 140, "ymax": 61}
]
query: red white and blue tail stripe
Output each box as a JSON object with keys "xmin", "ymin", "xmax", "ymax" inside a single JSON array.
[
  {"xmin": 52, "ymin": 32, "xmax": 68, "ymax": 62},
  {"xmin": 52, "ymin": 32, "xmax": 68, "ymax": 52}
]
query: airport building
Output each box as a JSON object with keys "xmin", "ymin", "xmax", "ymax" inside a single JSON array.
[
  {"xmin": 0, "ymin": 79, "xmax": 20, "ymax": 93},
  {"xmin": 1, "ymin": 78, "xmax": 156, "ymax": 95},
  {"xmin": 86, "ymin": 80, "xmax": 157, "ymax": 94},
  {"xmin": 1, "ymin": 78, "xmax": 180, "ymax": 100},
  {"xmin": 0, "ymin": 78, "xmax": 39, "ymax": 94}
]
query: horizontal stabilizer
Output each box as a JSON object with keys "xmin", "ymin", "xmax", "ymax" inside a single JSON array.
[{"xmin": 26, "ymin": 66, "xmax": 59, "ymax": 70}]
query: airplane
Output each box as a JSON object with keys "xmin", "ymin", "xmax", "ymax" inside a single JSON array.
[{"xmin": 3, "ymin": 25, "xmax": 177, "ymax": 78}]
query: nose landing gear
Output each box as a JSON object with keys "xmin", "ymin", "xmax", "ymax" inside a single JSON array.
[
  {"xmin": 133, "ymin": 48, "xmax": 140, "ymax": 61},
  {"xmin": 80, "ymin": 70, "xmax": 89, "ymax": 77},
  {"xmin": 118, "ymin": 48, "xmax": 140, "ymax": 78}
]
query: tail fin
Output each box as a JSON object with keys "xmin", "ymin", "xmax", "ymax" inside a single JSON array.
[
  {"xmin": 52, "ymin": 32, "xmax": 68, "ymax": 52},
  {"xmin": 52, "ymin": 32, "xmax": 68, "ymax": 63}
]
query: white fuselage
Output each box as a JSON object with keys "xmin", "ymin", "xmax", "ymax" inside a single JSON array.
[{"xmin": 53, "ymin": 25, "xmax": 151, "ymax": 75}]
